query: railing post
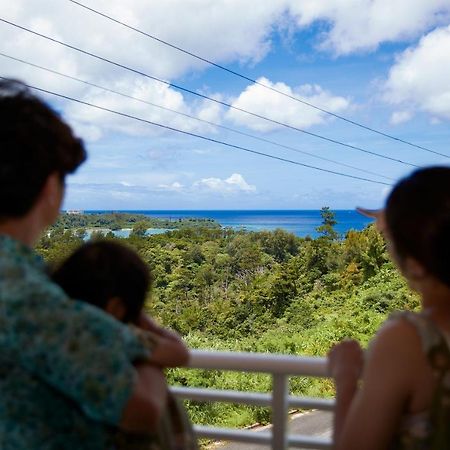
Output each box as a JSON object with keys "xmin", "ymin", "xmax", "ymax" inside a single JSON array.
[{"xmin": 272, "ymin": 374, "xmax": 288, "ymax": 450}]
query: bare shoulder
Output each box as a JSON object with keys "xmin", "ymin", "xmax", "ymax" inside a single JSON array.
[
  {"xmin": 372, "ymin": 313, "xmax": 423, "ymax": 351},
  {"xmin": 365, "ymin": 313, "xmax": 427, "ymax": 385}
]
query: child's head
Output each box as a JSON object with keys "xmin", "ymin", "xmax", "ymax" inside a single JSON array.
[
  {"xmin": 52, "ymin": 240, "xmax": 152, "ymax": 323},
  {"xmin": 385, "ymin": 166, "xmax": 450, "ymax": 288}
]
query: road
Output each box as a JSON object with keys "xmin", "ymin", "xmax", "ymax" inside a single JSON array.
[{"xmin": 215, "ymin": 410, "xmax": 333, "ymax": 449}]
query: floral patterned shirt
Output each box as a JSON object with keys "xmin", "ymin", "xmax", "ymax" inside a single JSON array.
[{"xmin": 0, "ymin": 235, "xmax": 151, "ymax": 449}]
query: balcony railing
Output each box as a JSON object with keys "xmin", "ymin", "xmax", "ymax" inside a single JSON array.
[{"xmin": 170, "ymin": 350, "xmax": 333, "ymax": 450}]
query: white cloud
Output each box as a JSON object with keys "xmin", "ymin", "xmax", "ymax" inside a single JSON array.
[
  {"xmin": 193, "ymin": 173, "xmax": 256, "ymax": 194},
  {"xmin": 226, "ymin": 78, "xmax": 350, "ymax": 132},
  {"xmin": 288, "ymin": 0, "xmax": 450, "ymax": 55},
  {"xmin": 120, "ymin": 181, "xmax": 133, "ymax": 187},
  {"xmin": 158, "ymin": 181, "xmax": 184, "ymax": 191},
  {"xmin": 67, "ymin": 173, "xmax": 256, "ymax": 207},
  {"xmin": 383, "ymin": 25, "xmax": 450, "ymax": 121},
  {"xmin": 195, "ymin": 96, "xmax": 225, "ymax": 132},
  {"xmin": 1, "ymin": 0, "xmax": 286, "ymax": 78},
  {"xmin": 64, "ymin": 78, "xmax": 194, "ymax": 138},
  {"xmin": 3, "ymin": 0, "xmax": 449, "ymax": 146},
  {"xmin": 0, "ymin": 0, "xmax": 291, "ymax": 140},
  {"xmin": 390, "ymin": 110, "xmax": 413, "ymax": 125}
]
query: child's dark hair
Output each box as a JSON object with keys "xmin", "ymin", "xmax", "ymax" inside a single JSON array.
[
  {"xmin": 385, "ymin": 166, "xmax": 450, "ymax": 287},
  {"xmin": 52, "ymin": 241, "xmax": 152, "ymax": 323}
]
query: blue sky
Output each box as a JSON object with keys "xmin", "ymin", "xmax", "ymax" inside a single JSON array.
[{"xmin": 2, "ymin": 0, "xmax": 450, "ymax": 209}]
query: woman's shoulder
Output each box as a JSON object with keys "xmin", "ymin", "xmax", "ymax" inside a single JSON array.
[
  {"xmin": 366, "ymin": 312, "xmax": 429, "ymax": 372},
  {"xmin": 374, "ymin": 311, "xmax": 424, "ymax": 345},
  {"xmin": 383, "ymin": 311, "xmax": 443, "ymax": 354}
]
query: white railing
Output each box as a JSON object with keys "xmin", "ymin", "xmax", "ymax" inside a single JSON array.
[{"xmin": 170, "ymin": 350, "xmax": 334, "ymax": 450}]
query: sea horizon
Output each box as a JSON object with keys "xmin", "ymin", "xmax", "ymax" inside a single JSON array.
[{"xmin": 68, "ymin": 209, "xmax": 373, "ymax": 238}]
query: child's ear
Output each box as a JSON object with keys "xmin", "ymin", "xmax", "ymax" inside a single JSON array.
[{"xmin": 105, "ymin": 297, "xmax": 127, "ymax": 322}]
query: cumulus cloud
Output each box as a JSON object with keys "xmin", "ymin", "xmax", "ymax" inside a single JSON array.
[
  {"xmin": 0, "ymin": 0, "xmax": 289, "ymax": 139},
  {"xmin": 68, "ymin": 173, "xmax": 255, "ymax": 206},
  {"xmin": 64, "ymin": 78, "xmax": 193, "ymax": 138},
  {"xmin": 193, "ymin": 173, "xmax": 256, "ymax": 194},
  {"xmin": 390, "ymin": 110, "xmax": 413, "ymax": 125},
  {"xmin": 3, "ymin": 0, "xmax": 448, "ymax": 143},
  {"xmin": 1, "ymin": 0, "xmax": 286, "ymax": 78},
  {"xmin": 226, "ymin": 78, "xmax": 350, "ymax": 132},
  {"xmin": 288, "ymin": 0, "xmax": 450, "ymax": 55},
  {"xmin": 383, "ymin": 25, "xmax": 450, "ymax": 121},
  {"xmin": 158, "ymin": 181, "xmax": 184, "ymax": 191}
]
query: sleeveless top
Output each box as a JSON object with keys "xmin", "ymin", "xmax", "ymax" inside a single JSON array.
[{"xmin": 388, "ymin": 311, "xmax": 450, "ymax": 450}]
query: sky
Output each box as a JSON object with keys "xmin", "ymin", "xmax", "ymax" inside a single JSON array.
[{"xmin": 1, "ymin": 0, "xmax": 450, "ymax": 210}]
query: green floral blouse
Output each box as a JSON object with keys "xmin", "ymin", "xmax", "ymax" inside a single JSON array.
[{"xmin": 0, "ymin": 235, "xmax": 151, "ymax": 449}]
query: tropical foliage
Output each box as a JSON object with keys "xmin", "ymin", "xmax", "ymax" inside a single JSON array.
[{"xmin": 36, "ymin": 208, "xmax": 419, "ymax": 430}]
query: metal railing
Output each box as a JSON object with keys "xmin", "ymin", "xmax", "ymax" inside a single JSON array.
[{"xmin": 170, "ymin": 350, "xmax": 334, "ymax": 449}]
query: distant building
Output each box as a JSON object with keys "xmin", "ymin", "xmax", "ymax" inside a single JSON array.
[{"xmin": 66, "ymin": 209, "xmax": 84, "ymax": 215}]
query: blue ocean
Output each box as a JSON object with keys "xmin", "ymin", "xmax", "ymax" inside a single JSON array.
[{"xmin": 87, "ymin": 210, "xmax": 373, "ymax": 238}]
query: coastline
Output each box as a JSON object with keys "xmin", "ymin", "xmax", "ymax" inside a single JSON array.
[{"xmin": 73, "ymin": 210, "xmax": 373, "ymax": 238}]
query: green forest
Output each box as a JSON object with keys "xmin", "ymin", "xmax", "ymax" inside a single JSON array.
[
  {"xmin": 55, "ymin": 212, "xmax": 218, "ymax": 231},
  {"xmin": 36, "ymin": 209, "xmax": 419, "ymax": 431}
]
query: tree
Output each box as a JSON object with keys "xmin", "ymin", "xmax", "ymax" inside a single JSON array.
[
  {"xmin": 258, "ymin": 229, "xmax": 299, "ymax": 262},
  {"xmin": 131, "ymin": 221, "xmax": 149, "ymax": 238},
  {"xmin": 316, "ymin": 206, "xmax": 339, "ymax": 240}
]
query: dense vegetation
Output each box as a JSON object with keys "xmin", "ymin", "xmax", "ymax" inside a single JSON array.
[
  {"xmin": 55, "ymin": 212, "xmax": 218, "ymax": 231},
  {"xmin": 36, "ymin": 209, "xmax": 419, "ymax": 431}
]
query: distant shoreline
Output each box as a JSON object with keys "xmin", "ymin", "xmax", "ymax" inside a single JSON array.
[{"xmin": 61, "ymin": 210, "xmax": 373, "ymax": 238}]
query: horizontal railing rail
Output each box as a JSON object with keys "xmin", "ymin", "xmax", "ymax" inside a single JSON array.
[{"xmin": 170, "ymin": 350, "xmax": 334, "ymax": 450}]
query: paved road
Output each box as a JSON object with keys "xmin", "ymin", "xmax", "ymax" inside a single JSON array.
[{"xmin": 215, "ymin": 410, "xmax": 333, "ymax": 450}]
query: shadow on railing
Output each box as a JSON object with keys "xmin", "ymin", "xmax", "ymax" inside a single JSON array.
[{"xmin": 170, "ymin": 350, "xmax": 334, "ymax": 450}]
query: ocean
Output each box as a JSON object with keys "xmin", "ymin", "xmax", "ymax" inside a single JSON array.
[{"xmin": 87, "ymin": 210, "xmax": 373, "ymax": 238}]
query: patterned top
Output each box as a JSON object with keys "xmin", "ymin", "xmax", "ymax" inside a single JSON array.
[
  {"xmin": 388, "ymin": 311, "xmax": 450, "ymax": 450},
  {"xmin": 0, "ymin": 234, "xmax": 151, "ymax": 450}
]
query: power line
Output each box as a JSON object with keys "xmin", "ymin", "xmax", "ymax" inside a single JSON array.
[
  {"xmin": 0, "ymin": 52, "xmax": 394, "ymax": 182},
  {"xmin": 0, "ymin": 17, "xmax": 422, "ymax": 168},
  {"xmin": 0, "ymin": 77, "xmax": 391, "ymax": 186},
  {"xmin": 67, "ymin": 0, "xmax": 448, "ymax": 159}
]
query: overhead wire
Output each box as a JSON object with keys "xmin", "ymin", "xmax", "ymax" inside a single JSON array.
[
  {"xmin": 0, "ymin": 18, "xmax": 422, "ymax": 168},
  {"xmin": 66, "ymin": 0, "xmax": 448, "ymax": 159},
  {"xmin": 0, "ymin": 76, "xmax": 392, "ymax": 186},
  {"xmin": 0, "ymin": 52, "xmax": 394, "ymax": 182}
]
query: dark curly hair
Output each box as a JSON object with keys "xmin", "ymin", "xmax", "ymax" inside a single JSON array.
[
  {"xmin": 385, "ymin": 166, "xmax": 450, "ymax": 287},
  {"xmin": 0, "ymin": 79, "xmax": 86, "ymax": 220},
  {"xmin": 52, "ymin": 240, "xmax": 152, "ymax": 324}
]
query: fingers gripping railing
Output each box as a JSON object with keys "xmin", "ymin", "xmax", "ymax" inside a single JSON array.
[{"xmin": 170, "ymin": 350, "xmax": 333, "ymax": 449}]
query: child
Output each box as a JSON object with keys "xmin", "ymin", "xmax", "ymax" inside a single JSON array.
[
  {"xmin": 328, "ymin": 166, "xmax": 450, "ymax": 450},
  {"xmin": 52, "ymin": 240, "xmax": 198, "ymax": 450}
]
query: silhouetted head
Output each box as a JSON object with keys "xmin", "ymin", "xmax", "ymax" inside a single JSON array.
[
  {"xmin": 0, "ymin": 79, "xmax": 86, "ymax": 221},
  {"xmin": 52, "ymin": 240, "xmax": 152, "ymax": 323},
  {"xmin": 385, "ymin": 166, "xmax": 450, "ymax": 288}
]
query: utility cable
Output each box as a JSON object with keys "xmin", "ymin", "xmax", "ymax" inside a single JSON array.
[
  {"xmin": 66, "ymin": 0, "xmax": 448, "ymax": 158},
  {"xmin": 0, "ymin": 18, "xmax": 421, "ymax": 168},
  {"xmin": 0, "ymin": 77, "xmax": 391, "ymax": 186},
  {"xmin": 0, "ymin": 52, "xmax": 394, "ymax": 181}
]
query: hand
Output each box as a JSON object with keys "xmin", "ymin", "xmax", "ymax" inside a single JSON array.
[
  {"xmin": 136, "ymin": 313, "xmax": 190, "ymax": 366},
  {"xmin": 328, "ymin": 339, "xmax": 364, "ymax": 385},
  {"xmin": 136, "ymin": 313, "xmax": 160, "ymax": 332},
  {"xmin": 137, "ymin": 313, "xmax": 183, "ymax": 341}
]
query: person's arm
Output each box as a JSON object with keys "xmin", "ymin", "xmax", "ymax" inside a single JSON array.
[
  {"xmin": 120, "ymin": 363, "xmax": 168, "ymax": 432},
  {"xmin": 136, "ymin": 313, "xmax": 190, "ymax": 367},
  {"xmin": 329, "ymin": 320, "xmax": 418, "ymax": 450},
  {"xmin": 9, "ymin": 279, "xmax": 168, "ymax": 431},
  {"xmin": 328, "ymin": 339, "xmax": 363, "ymax": 440}
]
